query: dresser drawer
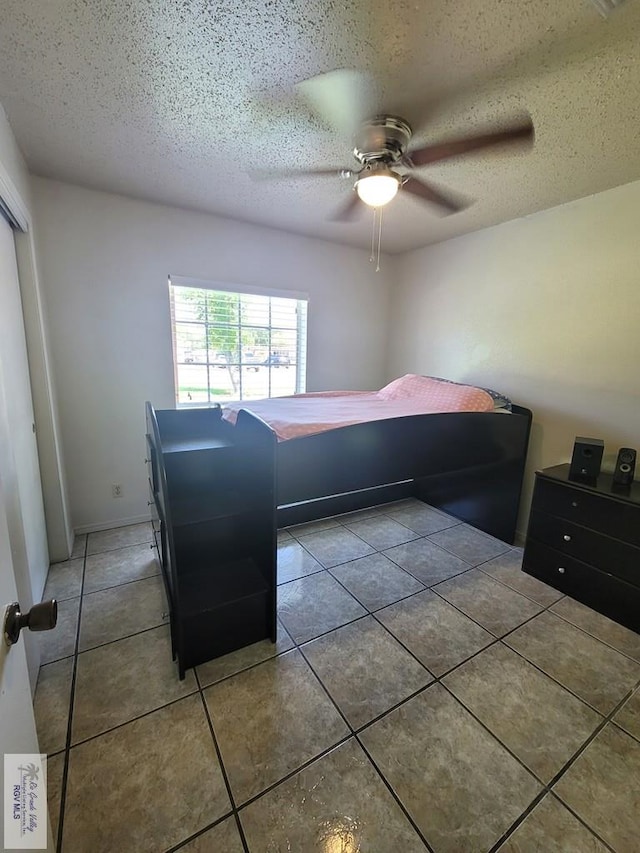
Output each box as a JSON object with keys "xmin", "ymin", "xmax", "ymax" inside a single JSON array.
[
  {"xmin": 534, "ymin": 476, "xmax": 640, "ymax": 546},
  {"xmin": 522, "ymin": 540, "xmax": 640, "ymax": 633},
  {"xmin": 527, "ymin": 510, "xmax": 640, "ymax": 587}
]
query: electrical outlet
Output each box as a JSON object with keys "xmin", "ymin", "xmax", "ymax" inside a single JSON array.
[{"xmin": 112, "ymin": 484, "xmax": 123, "ymax": 498}]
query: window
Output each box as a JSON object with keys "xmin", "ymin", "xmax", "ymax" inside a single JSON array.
[{"xmin": 169, "ymin": 277, "xmax": 308, "ymax": 406}]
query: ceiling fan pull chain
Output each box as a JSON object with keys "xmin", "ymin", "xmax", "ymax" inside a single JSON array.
[
  {"xmin": 370, "ymin": 207, "xmax": 377, "ymax": 263},
  {"xmin": 376, "ymin": 205, "xmax": 383, "ymax": 272}
]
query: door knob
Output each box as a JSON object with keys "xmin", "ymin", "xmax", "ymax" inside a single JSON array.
[{"xmin": 3, "ymin": 600, "xmax": 58, "ymax": 646}]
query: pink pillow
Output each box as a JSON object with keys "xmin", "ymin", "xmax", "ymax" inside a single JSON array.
[
  {"xmin": 377, "ymin": 374, "xmax": 442, "ymax": 400},
  {"xmin": 377, "ymin": 374, "xmax": 494, "ymax": 412}
]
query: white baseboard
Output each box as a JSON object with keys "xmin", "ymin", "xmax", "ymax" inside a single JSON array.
[{"xmin": 74, "ymin": 513, "xmax": 152, "ymax": 536}]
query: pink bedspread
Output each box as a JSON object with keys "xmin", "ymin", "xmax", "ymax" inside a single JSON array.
[{"xmin": 221, "ymin": 375, "xmax": 494, "ymax": 441}]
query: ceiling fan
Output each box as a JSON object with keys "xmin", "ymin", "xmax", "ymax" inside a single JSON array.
[{"xmin": 254, "ymin": 69, "xmax": 535, "ymax": 222}]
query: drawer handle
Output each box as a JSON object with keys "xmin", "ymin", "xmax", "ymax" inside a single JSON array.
[
  {"xmin": 558, "ymin": 566, "xmax": 566, "ymax": 574},
  {"xmin": 571, "ymin": 501, "xmax": 578, "ymax": 508},
  {"xmin": 563, "ymin": 534, "xmax": 571, "ymax": 542}
]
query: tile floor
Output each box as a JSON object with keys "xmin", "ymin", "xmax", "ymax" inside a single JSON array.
[{"xmin": 35, "ymin": 499, "xmax": 640, "ymax": 852}]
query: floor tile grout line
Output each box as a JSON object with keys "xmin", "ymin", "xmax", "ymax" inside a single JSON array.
[
  {"xmin": 163, "ymin": 811, "xmax": 237, "ymax": 853},
  {"xmin": 341, "ymin": 523, "xmax": 424, "ymax": 551},
  {"xmin": 427, "ymin": 578, "xmax": 543, "ymax": 640},
  {"xmin": 277, "ymin": 565, "xmax": 327, "ymax": 587},
  {"xmin": 499, "ymin": 636, "xmax": 623, "ymax": 720},
  {"xmin": 326, "ymin": 570, "xmax": 429, "ymax": 615},
  {"xmin": 420, "ymin": 534, "xmax": 511, "ymax": 569},
  {"xmin": 55, "ymin": 533, "xmax": 88, "ymax": 853},
  {"xmin": 83, "ymin": 532, "xmax": 154, "ymax": 557},
  {"xmin": 285, "ymin": 609, "xmax": 372, "ymax": 648},
  {"xmin": 379, "ymin": 614, "xmax": 498, "ymax": 683},
  {"xmin": 286, "ymin": 514, "xmax": 508, "ymax": 579},
  {"xmin": 231, "ymin": 732, "xmax": 353, "ymax": 813},
  {"xmin": 82, "ymin": 569, "xmax": 162, "ymax": 597},
  {"xmin": 452, "ymin": 593, "xmax": 631, "ymax": 718},
  {"xmin": 297, "ymin": 637, "xmax": 433, "ymax": 737},
  {"xmin": 82, "ymin": 537, "xmax": 154, "ymax": 557},
  {"xmin": 193, "ymin": 672, "xmax": 251, "ymax": 853},
  {"xmin": 486, "ymin": 699, "xmax": 627, "ymax": 853},
  {"xmin": 291, "ymin": 519, "xmax": 473, "ymax": 571},
  {"xmin": 354, "ymin": 736, "xmax": 436, "ymax": 853},
  {"xmin": 474, "ymin": 564, "xmax": 565, "ymax": 608},
  {"xmin": 498, "ymin": 614, "xmax": 640, "ymax": 718},
  {"xmin": 438, "ymin": 684, "xmax": 614, "ymax": 853},
  {"xmin": 74, "ymin": 620, "xmax": 171, "ymax": 656},
  {"xmin": 80, "ymin": 570, "xmax": 162, "ymax": 600},
  {"xmin": 83, "ymin": 541, "xmax": 155, "ymax": 559},
  {"xmin": 485, "ymin": 787, "xmax": 550, "ymax": 853},
  {"xmin": 349, "ymin": 680, "xmax": 436, "ymax": 738},
  {"xmin": 308, "ymin": 505, "xmax": 640, "ymax": 665},
  {"xmin": 60, "ymin": 688, "xmax": 200, "ymax": 751},
  {"xmin": 459, "ymin": 666, "xmax": 640, "ymax": 852},
  {"xmin": 439, "ymin": 679, "xmax": 582, "ymax": 789},
  {"xmin": 542, "ymin": 606, "xmax": 640, "ymax": 665},
  {"xmin": 542, "ymin": 792, "xmax": 617, "ymax": 853}
]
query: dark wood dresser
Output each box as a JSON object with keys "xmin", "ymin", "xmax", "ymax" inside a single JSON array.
[{"xmin": 522, "ymin": 463, "xmax": 640, "ymax": 633}]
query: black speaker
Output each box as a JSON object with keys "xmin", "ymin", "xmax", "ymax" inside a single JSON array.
[
  {"xmin": 612, "ymin": 447, "xmax": 636, "ymax": 487},
  {"xmin": 569, "ymin": 436, "xmax": 604, "ymax": 482}
]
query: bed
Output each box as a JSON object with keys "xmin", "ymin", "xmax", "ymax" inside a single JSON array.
[{"xmin": 224, "ymin": 375, "xmax": 532, "ymax": 544}]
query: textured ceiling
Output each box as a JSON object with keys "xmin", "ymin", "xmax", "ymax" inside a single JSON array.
[{"xmin": 1, "ymin": 0, "xmax": 640, "ymax": 253}]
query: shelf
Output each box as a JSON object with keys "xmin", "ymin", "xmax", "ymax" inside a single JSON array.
[
  {"xmin": 145, "ymin": 400, "xmax": 276, "ymax": 678},
  {"xmin": 179, "ymin": 556, "xmax": 269, "ymax": 616},
  {"xmin": 169, "ymin": 491, "xmax": 246, "ymax": 527},
  {"xmin": 161, "ymin": 435, "xmax": 234, "ymax": 454}
]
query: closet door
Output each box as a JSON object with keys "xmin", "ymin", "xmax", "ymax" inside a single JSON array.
[{"xmin": 0, "ymin": 212, "xmax": 54, "ymax": 850}]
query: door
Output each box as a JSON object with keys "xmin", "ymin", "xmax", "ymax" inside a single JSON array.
[
  {"xmin": 0, "ymin": 476, "xmax": 49, "ymax": 849},
  {"xmin": 0, "ymin": 214, "xmax": 53, "ymax": 847},
  {"xmin": 0, "ymin": 382, "xmax": 52, "ymax": 849}
]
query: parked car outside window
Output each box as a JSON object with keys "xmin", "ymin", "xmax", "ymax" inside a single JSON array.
[
  {"xmin": 263, "ymin": 353, "xmax": 291, "ymax": 367},
  {"xmin": 214, "ymin": 351, "xmax": 262, "ymax": 371}
]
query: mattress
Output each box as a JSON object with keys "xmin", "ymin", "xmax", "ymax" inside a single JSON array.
[{"xmin": 222, "ymin": 374, "xmax": 509, "ymax": 442}]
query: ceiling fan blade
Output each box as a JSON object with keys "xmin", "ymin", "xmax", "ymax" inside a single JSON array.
[
  {"xmin": 295, "ymin": 69, "xmax": 375, "ymax": 139},
  {"xmin": 250, "ymin": 166, "xmax": 353, "ymax": 181},
  {"xmin": 329, "ymin": 192, "xmax": 365, "ymax": 222},
  {"xmin": 407, "ymin": 119, "xmax": 534, "ymax": 168},
  {"xmin": 402, "ymin": 177, "xmax": 469, "ymax": 215}
]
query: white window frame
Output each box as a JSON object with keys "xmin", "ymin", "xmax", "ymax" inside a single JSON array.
[{"xmin": 169, "ymin": 275, "xmax": 308, "ymax": 407}]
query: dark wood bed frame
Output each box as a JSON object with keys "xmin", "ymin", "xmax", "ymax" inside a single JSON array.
[
  {"xmin": 146, "ymin": 401, "xmax": 531, "ymax": 674},
  {"xmin": 233, "ymin": 403, "xmax": 532, "ymax": 544}
]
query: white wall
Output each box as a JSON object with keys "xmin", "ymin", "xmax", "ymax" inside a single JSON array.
[
  {"xmin": 32, "ymin": 177, "xmax": 394, "ymax": 532},
  {"xmin": 390, "ymin": 180, "xmax": 640, "ymax": 538}
]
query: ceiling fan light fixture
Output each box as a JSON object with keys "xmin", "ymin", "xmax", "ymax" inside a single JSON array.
[{"xmin": 356, "ymin": 167, "xmax": 400, "ymax": 207}]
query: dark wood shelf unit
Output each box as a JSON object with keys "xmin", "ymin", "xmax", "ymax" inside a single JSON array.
[
  {"xmin": 523, "ymin": 463, "xmax": 640, "ymax": 633},
  {"xmin": 145, "ymin": 402, "xmax": 277, "ymax": 678}
]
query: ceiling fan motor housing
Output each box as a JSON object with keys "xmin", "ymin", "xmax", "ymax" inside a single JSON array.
[{"xmin": 353, "ymin": 116, "xmax": 413, "ymax": 166}]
